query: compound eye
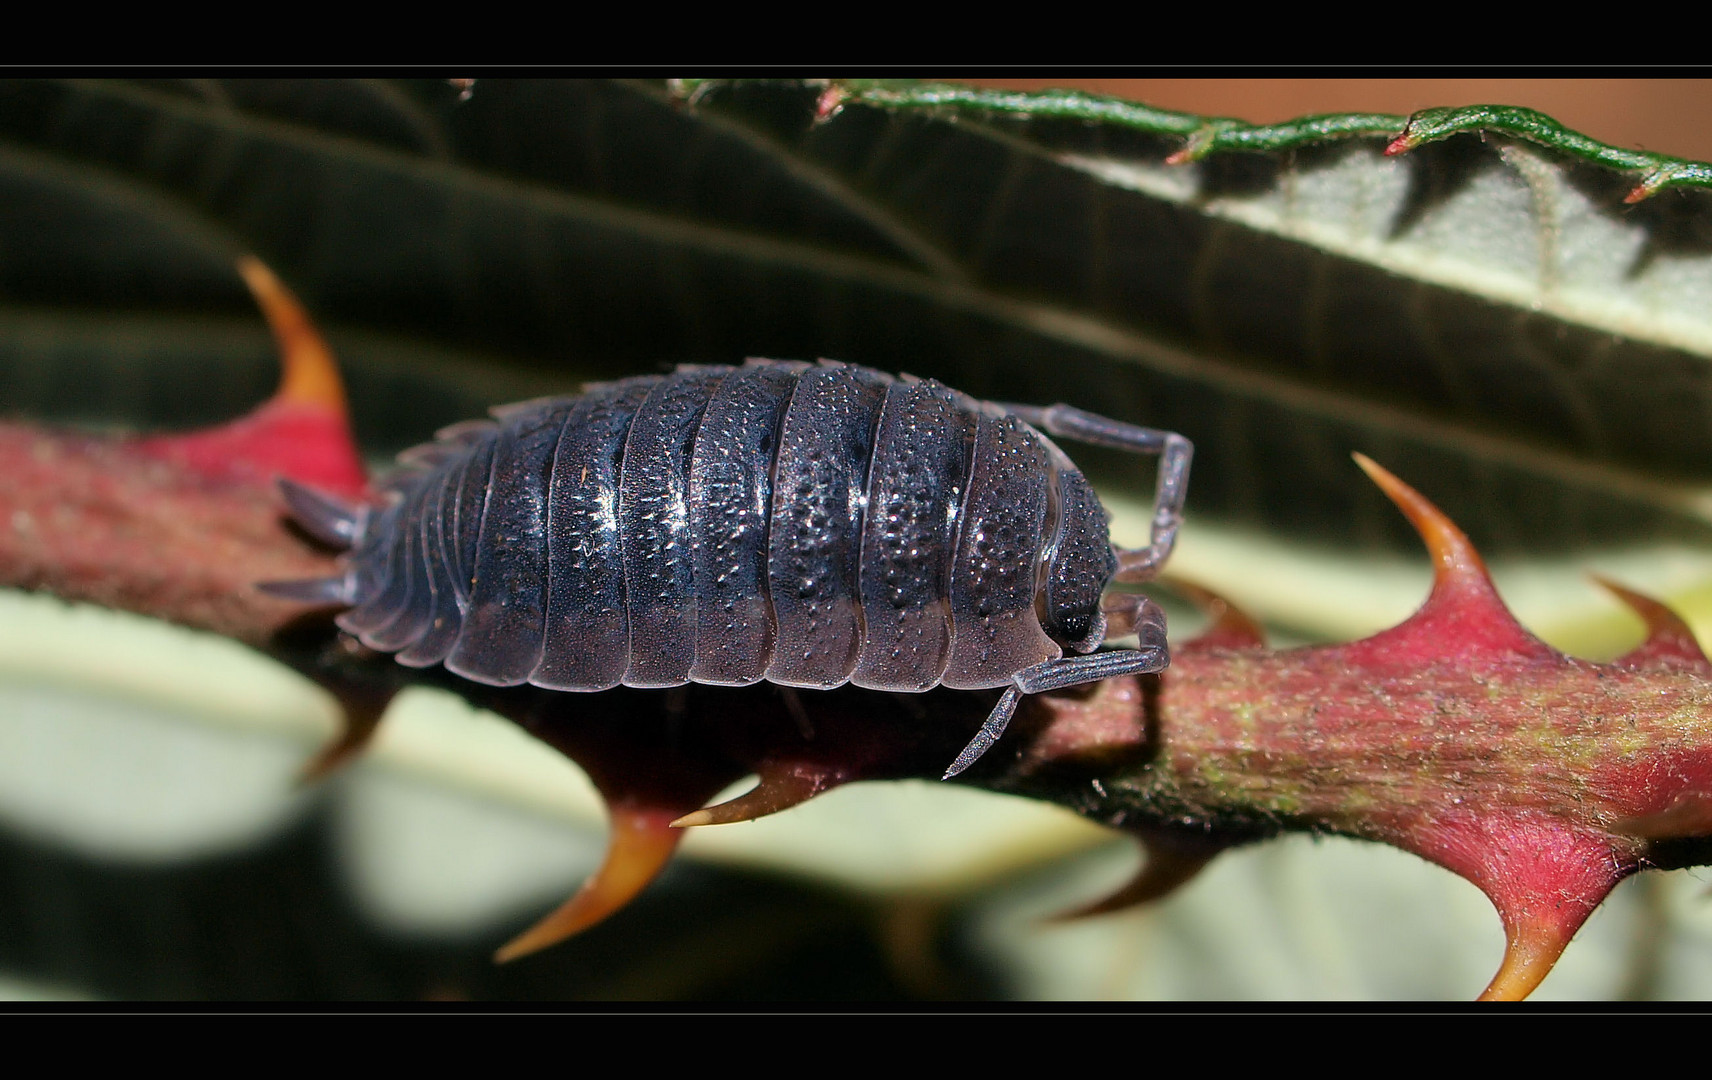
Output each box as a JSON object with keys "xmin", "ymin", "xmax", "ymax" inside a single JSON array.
[{"xmin": 1044, "ymin": 470, "xmax": 1116, "ymax": 653}]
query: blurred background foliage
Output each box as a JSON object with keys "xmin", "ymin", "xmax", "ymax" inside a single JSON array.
[{"xmin": 3, "ymin": 78, "xmax": 1712, "ymax": 1001}]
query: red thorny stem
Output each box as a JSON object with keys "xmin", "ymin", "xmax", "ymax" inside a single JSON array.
[{"xmin": 5, "ymin": 259, "xmax": 1712, "ymax": 998}]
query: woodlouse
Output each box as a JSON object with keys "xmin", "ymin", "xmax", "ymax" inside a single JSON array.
[{"xmin": 264, "ymin": 359, "xmax": 1192, "ymax": 776}]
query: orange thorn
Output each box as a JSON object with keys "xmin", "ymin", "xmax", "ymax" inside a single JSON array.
[
  {"xmin": 296, "ymin": 692, "xmax": 390, "ymax": 784},
  {"xmin": 672, "ymin": 768, "xmax": 832, "ymax": 828},
  {"xmin": 1353, "ymin": 454, "xmax": 1489, "ymax": 589},
  {"xmin": 1163, "ymin": 578, "xmax": 1265, "ymax": 650},
  {"xmin": 494, "ymin": 805, "xmax": 682, "ymax": 962},
  {"xmin": 235, "ymin": 256, "xmax": 349, "ymax": 416},
  {"xmin": 1478, "ymin": 918, "xmax": 1574, "ymax": 1001},
  {"xmin": 1053, "ymin": 838, "xmax": 1217, "ymax": 921},
  {"xmin": 129, "ymin": 257, "xmax": 365, "ymax": 495},
  {"xmin": 1350, "ymin": 455, "xmax": 1549, "ymax": 663},
  {"xmin": 1591, "ymin": 575, "xmax": 1712, "ymax": 673}
]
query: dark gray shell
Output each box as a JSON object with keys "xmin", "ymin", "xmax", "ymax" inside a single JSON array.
[{"xmin": 330, "ymin": 360, "xmax": 1116, "ymax": 694}]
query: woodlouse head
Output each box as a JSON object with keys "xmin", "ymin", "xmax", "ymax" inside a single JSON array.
[{"xmin": 1040, "ymin": 469, "xmax": 1119, "ymax": 653}]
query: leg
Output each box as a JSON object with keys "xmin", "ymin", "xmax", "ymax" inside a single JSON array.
[
  {"xmin": 1100, "ymin": 590, "xmax": 1168, "ymax": 641},
  {"xmin": 942, "ymin": 602, "xmax": 1168, "ymax": 779},
  {"xmin": 1004, "ymin": 403, "xmax": 1192, "ymax": 583}
]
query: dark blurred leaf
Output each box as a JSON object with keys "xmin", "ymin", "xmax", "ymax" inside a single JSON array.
[{"xmin": 3, "ymin": 78, "xmax": 1710, "ymax": 555}]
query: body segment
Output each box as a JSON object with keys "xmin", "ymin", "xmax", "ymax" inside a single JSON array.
[{"xmin": 853, "ymin": 377, "xmax": 975, "ymax": 692}]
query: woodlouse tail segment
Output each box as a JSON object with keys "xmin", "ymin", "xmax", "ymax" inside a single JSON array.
[
  {"xmin": 276, "ymin": 478, "xmax": 367, "ymax": 549},
  {"xmin": 255, "ymin": 574, "xmax": 354, "ymax": 605},
  {"xmin": 494, "ymin": 806, "xmax": 683, "ymax": 963},
  {"xmin": 257, "ymin": 480, "xmax": 368, "ymax": 603}
]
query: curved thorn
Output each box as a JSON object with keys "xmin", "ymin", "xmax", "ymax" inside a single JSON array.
[
  {"xmin": 1591, "ymin": 575, "xmax": 1712, "ymax": 673},
  {"xmin": 1052, "ymin": 838, "xmax": 1217, "ymax": 922},
  {"xmin": 672, "ymin": 769, "xmax": 830, "ymax": 828},
  {"xmin": 494, "ymin": 806, "xmax": 681, "ymax": 963},
  {"xmin": 1161, "ymin": 577, "xmax": 1265, "ymax": 649},
  {"xmin": 1479, "ymin": 918, "xmax": 1575, "ymax": 1001},
  {"xmin": 296, "ymin": 689, "xmax": 391, "ymax": 784},
  {"xmin": 136, "ymin": 257, "xmax": 365, "ymax": 494},
  {"xmin": 235, "ymin": 256, "xmax": 348, "ymax": 416},
  {"xmin": 1352, "ymin": 454, "xmax": 1549, "ymax": 661},
  {"xmin": 1353, "ymin": 454, "xmax": 1488, "ymax": 589}
]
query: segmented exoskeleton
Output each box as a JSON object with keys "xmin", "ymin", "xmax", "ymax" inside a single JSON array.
[{"xmin": 265, "ymin": 359, "xmax": 1192, "ymax": 776}]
